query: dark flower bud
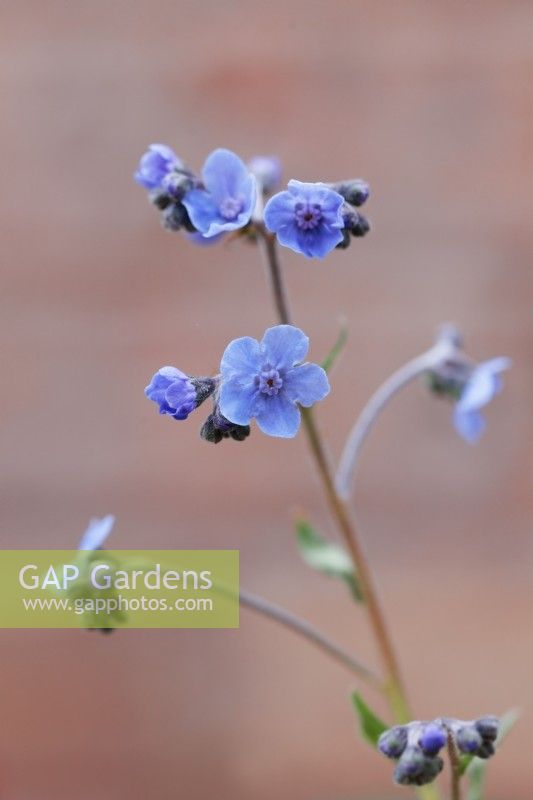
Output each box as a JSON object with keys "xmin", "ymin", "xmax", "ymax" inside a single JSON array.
[
  {"xmin": 475, "ymin": 716, "xmax": 499, "ymax": 742},
  {"xmin": 336, "ymin": 179, "xmax": 370, "ymax": 207},
  {"xmin": 419, "ymin": 722, "xmax": 447, "ymax": 756},
  {"xmin": 200, "ymin": 410, "xmax": 251, "ymax": 444},
  {"xmin": 378, "ymin": 726, "xmax": 408, "ymax": 759},
  {"xmin": 162, "ymin": 203, "xmax": 196, "ymax": 232},
  {"xmin": 149, "ymin": 188, "xmax": 173, "ymax": 210},
  {"xmin": 161, "ymin": 170, "xmax": 195, "ymax": 200},
  {"xmin": 335, "ymin": 228, "xmax": 352, "ymax": 250},
  {"xmin": 394, "ymin": 748, "xmax": 443, "ymax": 787},
  {"xmin": 476, "ymin": 740, "xmax": 495, "ymax": 759},
  {"xmin": 349, "ymin": 213, "xmax": 371, "ymax": 237},
  {"xmin": 456, "ymin": 725, "xmax": 483, "ymax": 754}
]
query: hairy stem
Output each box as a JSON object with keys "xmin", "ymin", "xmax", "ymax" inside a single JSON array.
[
  {"xmin": 257, "ymin": 229, "xmax": 409, "ymax": 719},
  {"xmin": 446, "ymin": 731, "xmax": 462, "ymax": 800},
  {"xmin": 336, "ymin": 331, "xmax": 460, "ymax": 499},
  {"xmin": 239, "ymin": 588, "xmax": 379, "ymax": 685}
]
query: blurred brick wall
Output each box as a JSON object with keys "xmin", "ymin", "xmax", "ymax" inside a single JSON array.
[{"xmin": 1, "ymin": 1, "xmax": 532, "ymax": 798}]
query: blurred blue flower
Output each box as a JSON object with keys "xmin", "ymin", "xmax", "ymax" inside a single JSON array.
[
  {"xmin": 134, "ymin": 144, "xmax": 182, "ymax": 190},
  {"xmin": 145, "ymin": 367, "xmax": 197, "ymax": 420},
  {"xmin": 453, "ymin": 357, "xmax": 511, "ymax": 443},
  {"xmin": 264, "ymin": 180, "xmax": 345, "ymax": 258},
  {"xmin": 219, "ymin": 325, "xmax": 330, "ymax": 438},
  {"xmin": 182, "ymin": 149, "xmax": 256, "ymax": 238},
  {"xmin": 248, "ymin": 155, "xmax": 282, "ymax": 194},
  {"xmin": 79, "ymin": 515, "xmax": 115, "ymax": 551}
]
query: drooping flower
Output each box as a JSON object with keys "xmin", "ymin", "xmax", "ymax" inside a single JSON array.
[
  {"xmin": 134, "ymin": 144, "xmax": 182, "ymax": 190},
  {"xmin": 218, "ymin": 325, "xmax": 330, "ymax": 438},
  {"xmin": 247, "ymin": 155, "xmax": 282, "ymax": 194},
  {"xmin": 453, "ymin": 357, "xmax": 511, "ymax": 443},
  {"xmin": 145, "ymin": 367, "xmax": 215, "ymax": 421},
  {"xmin": 78, "ymin": 515, "xmax": 115, "ymax": 551},
  {"xmin": 182, "ymin": 148, "xmax": 256, "ymax": 238},
  {"xmin": 264, "ymin": 180, "xmax": 345, "ymax": 258}
]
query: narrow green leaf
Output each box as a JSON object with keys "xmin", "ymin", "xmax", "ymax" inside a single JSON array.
[
  {"xmin": 351, "ymin": 692, "xmax": 388, "ymax": 748},
  {"xmin": 295, "ymin": 518, "xmax": 362, "ymax": 602},
  {"xmin": 461, "ymin": 708, "xmax": 521, "ymax": 800},
  {"xmin": 321, "ymin": 320, "xmax": 348, "ymax": 374}
]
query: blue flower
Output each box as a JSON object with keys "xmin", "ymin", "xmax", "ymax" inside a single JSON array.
[
  {"xmin": 264, "ymin": 180, "xmax": 345, "ymax": 258},
  {"xmin": 79, "ymin": 515, "xmax": 115, "ymax": 551},
  {"xmin": 134, "ymin": 144, "xmax": 182, "ymax": 190},
  {"xmin": 145, "ymin": 367, "xmax": 198, "ymax": 420},
  {"xmin": 219, "ymin": 325, "xmax": 330, "ymax": 438},
  {"xmin": 453, "ymin": 357, "xmax": 511, "ymax": 443},
  {"xmin": 182, "ymin": 149, "xmax": 256, "ymax": 238},
  {"xmin": 145, "ymin": 368, "xmax": 216, "ymax": 420},
  {"xmin": 248, "ymin": 155, "xmax": 282, "ymax": 194}
]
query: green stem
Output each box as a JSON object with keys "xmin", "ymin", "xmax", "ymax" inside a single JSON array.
[
  {"xmin": 257, "ymin": 229, "xmax": 408, "ymax": 716},
  {"xmin": 257, "ymin": 230, "xmax": 441, "ymax": 800}
]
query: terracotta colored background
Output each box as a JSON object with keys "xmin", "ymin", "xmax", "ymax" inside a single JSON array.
[{"xmin": 1, "ymin": 1, "xmax": 532, "ymax": 798}]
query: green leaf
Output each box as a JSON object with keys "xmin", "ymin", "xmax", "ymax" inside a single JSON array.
[
  {"xmin": 295, "ymin": 518, "xmax": 362, "ymax": 602},
  {"xmin": 351, "ymin": 692, "xmax": 388, "ymax": 749},
  {"xmin": 321, "ymin": 320, "xmax": 348, "ymax": 374},
  {"xmin": 462, "ymin": 709, "xmax": 521, "ymax": 800}
]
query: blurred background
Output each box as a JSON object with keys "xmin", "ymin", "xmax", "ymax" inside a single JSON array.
[{"xmin": 1, "ymin": 1, "xmax": 532, "ymax": 797}]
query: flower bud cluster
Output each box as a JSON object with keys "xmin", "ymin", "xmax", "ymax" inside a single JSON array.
[
  {"xmin": 332, "ymin": 179, "xmax": 371, "ymax": 250},
  {"xmin": 378, "ymin": 715, "xmax": 499, "ymax": 787}
]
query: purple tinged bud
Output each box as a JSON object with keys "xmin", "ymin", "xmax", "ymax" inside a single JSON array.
[
  {"xmin": 419, "ymin": 722, "xmax": 447, "ymax": 756},
  {"xmin": 336, "ymin": 179, "xmax": 370, "ymax": 207},
  {"xmin": 145, "ymin": 369, "xmax": 215, "ymax": 421},
  {"xmin": 200, "ymin": 409, "xmax": 251, "ymax": 444},
  {"xmin": 378, "ymin": 726, "xmax": 408, "ymax": 759},
  {"xmin": 475, "ymin": 716, "xmax": 499, "ymax": 742},
  {"xmin": 456, "ymin": 725, "xmax": 483, "ymax": 754},
  {"xmin": 394, "ymin": 747, "xmax": 427, "ymax": 783}
]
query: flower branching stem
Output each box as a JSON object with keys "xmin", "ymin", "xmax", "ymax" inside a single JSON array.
[
  {"xmin": 336, "ymin": 328, "xmax": 461, "ymax": 499},
  {"xmin": 257, "ymin": 228, "xmax": 441, "ymax": 800},
  {"xmin": 239, "ymin": 588, "xmax": 379, "ymax": 685}
]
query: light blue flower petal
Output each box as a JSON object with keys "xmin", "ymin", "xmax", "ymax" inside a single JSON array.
[
  {"xmin": 284, "ymin": 363, "xmax": 330, "ymax": 406},
  {"xmin": 182, "ymin": 189, "xmax": 221, "ymax": 236},
  {"xmin": 255, "ymin": 394, "xmax": 301, "ymax": 438},
  {"xmin": 295, "ymin": 226, "xmax": 344, "ymax": 258},
  {"xmin": 453, "ymin": 408, "xmax": 486, "ymax": 443},
  {"xmin": 261, "ymin": 325, "xmax": 309, "ymax": 369},
  {"xmin": 79, "ymin": 515, "xmax": 115, "ymax": 551},
  {"xmin": 186, "ymin": 232, "xmax": 225, "ymax": 246},
  {"xmin": 202, "ymin": 148, "xmax": 255, "ymax": 205},
  {"xmin": 219, "ymin": 378, "xmax": 258, "ymax": 425},
  {"xmin": 458, "ymin": 357, "xmax": 511, "ymax": 413},
  {"xmin": 264, "ymin": 191, "xmax": 296, "ymax": 232},
  {"xmin": 220, "ymin": 336, "xmax": 262, "ymax": 378}
]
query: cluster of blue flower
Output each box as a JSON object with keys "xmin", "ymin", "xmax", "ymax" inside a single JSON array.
[
  {"xmin": 145, "ymin": 325, "xmax": 330, "ymax": 440},
  {"xmin": 135, "ymin": 145, "xmax": 370, "ymax": 258},
  {"xmin": 136, "ymin": 143, "xmax": 510, "ymax": 445},
  {"xmin": 378, "ymin": 716, "xmax": 499, "ymax": 786}
]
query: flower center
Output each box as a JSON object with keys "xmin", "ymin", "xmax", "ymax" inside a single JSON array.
[
  {"xmin": 294, "ymin": 201, "xmax": 322, "ymax": 230},
  {"xmin": 219, "ymin": 196, "xmax": 243, "ymax": 220},
  {"xmin": 257, "ymin": 368, "xmax": 283, "ymax": 396}
]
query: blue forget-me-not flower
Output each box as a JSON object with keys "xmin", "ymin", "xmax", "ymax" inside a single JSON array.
[
  {"xmin": 453, "ymin": 357, "xmax": 511, "ymax": 443},
  {"xmin": 78, "ymin": 515, "xmax": 115, "ymax": 551},
  {"xmin": 219, "ymin": 325, "xmax": 330, "ymax": 438},
  {"xmin": 264, "ymin": 181, "xmax": 345, "ymax": 258},
  {"xmin": 182, "ymin": 148, "xmax": 256, "ymax": 238}
]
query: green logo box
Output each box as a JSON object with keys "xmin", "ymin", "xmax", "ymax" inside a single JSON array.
[{"xmin": 0, "ymin": 550, "xmax": 239, "ymax": 629}]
